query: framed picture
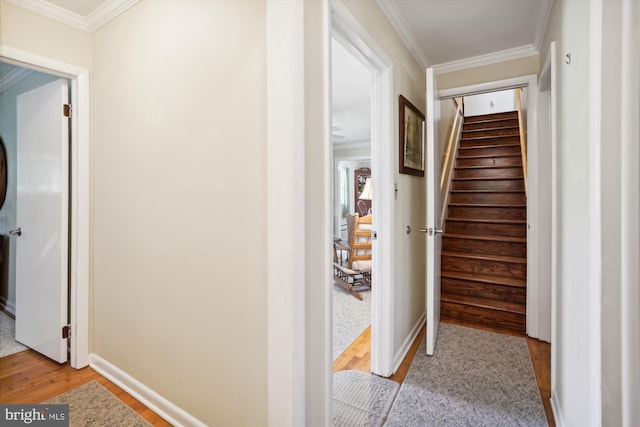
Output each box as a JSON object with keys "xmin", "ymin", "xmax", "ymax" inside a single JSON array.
[{"xmin": 399, "ymin": 95, "xmax": 425, "ymax": 177}]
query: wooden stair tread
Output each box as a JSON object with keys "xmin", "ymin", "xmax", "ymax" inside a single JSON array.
[
  {"xmin": 457, "ymin": 153, "xmax": 521, "ymax": 159},
  {"xmin": 462, "ymin": 117, "xmax": 517, "ymax": 125},
  {"xmin": 449, "ymin": 203, "xmax": 526, "ymax": 208},
  {"xmin": 443, "ymin": 233, "xmax": 526, "ymax": 243},
  {"xmin": 453, "ymin": 176, "xmax": 524, "ymax": 181},
  {"xmin": 461, "ymin": 134, "xmax": 519, "ymax": 141},
  {"xmin": 441, "ymin": 270, "xmax": 526, "ymax": 288},
  {"xmin": 458, "ymin": 143, "xmax": 520, "ymax": 150},
  {"xmin": 455, "ymin": 165, "xmax": 522, "ymax": 170},
  {"xmin": 464, "ymin": 113, "xmax": 518, "ymax": 123},
  {"xmin": 451, "ymin": 189, "xmax": 524, "ymax": 193},
  {"xmin": 441, "ymin": 294, "xmax": 526, "ymax": 315},
  {"xmin": 446, "ymin": 218, "xmax": 526, "ymax": 224},
  {"xmin": 441, "ymin": 250, "xmax": 526, "ymax": 264},
  {"xmin": 462, "ymin": 126, "xmax": 519, "ymax": 133}
]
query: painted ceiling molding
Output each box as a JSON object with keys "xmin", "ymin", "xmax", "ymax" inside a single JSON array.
[
  {"xmin": 0, "ymin": 66, "xmax": 33, "ymax": 94},
  {"xmin": 534, "ymin": 0, "xmax": 555, "ymax": 52},
  {"xmin": 432, "ymin": 45, "xmax": 538, "ymax": 75},
  {"xmin": 375, "ymin": 0, "xmax": 429, "ymax": 71},
  {"xmin": 6, "ymin": 0, "xmax": 140, "ymax": 33}
]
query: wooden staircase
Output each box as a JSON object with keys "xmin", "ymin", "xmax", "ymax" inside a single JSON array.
[{"xmin": 441, "ymin": 111, "xmax": 527, "ymax": 335}]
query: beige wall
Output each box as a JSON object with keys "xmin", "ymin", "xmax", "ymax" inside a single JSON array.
[
  {"xmin": 437, "ymin": 55, "xmax": 539, "ymax": 90},
  {"xmin": 91, "ymin": 1, "xmax": 267, "ymax": 425},
  {"xmin": 0, "ymin": 0, "xmax": 91, "ymax": 69},
  {"xmin": 340, "ymin": 0, "xmax": 427, "ymax": 359}
]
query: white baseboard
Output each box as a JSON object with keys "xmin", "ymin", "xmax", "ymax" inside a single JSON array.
[
  {"xmin": 392, "ymin": 311, "xmax": 426, "ymax": 374},
  {"xmin": 89, "ymin": 354, "xmax": 206, "ymax": 427},
  {"xmin": 550, "ymin": 391, "xmax": 564, "ymax": 427},
  {"xmin": 0, "ymin": 296, "xmax": 15, "ymax": 316}
]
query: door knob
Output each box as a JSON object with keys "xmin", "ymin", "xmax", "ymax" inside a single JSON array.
[
  {"xmin": 419, "ymin": 227, "xmax": 443, "ymax": 236},
  {"xmin": 9, "ymin": 228, "xmax": 21, "ymax": 236}
]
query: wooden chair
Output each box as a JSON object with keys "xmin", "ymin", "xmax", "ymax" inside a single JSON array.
[{"xmin": 333, "ymin": 214, "xmax": 372, "ymax": 300}]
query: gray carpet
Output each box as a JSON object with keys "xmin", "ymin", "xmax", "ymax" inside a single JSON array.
[
  {"xmin": 385, "ymin": 323, "xmax": 548, "ymax": 427},
  {"xmin": 43, "ymin": 380, "xmax": 152, "ymax": 427},
  {"xmin": 0, "ymin": 310, "xmax": 28, "ymax": 357},
  {"xmin": 333, "ymin": 286, "xmax": 371, "ymax": 360},
  {"xmin": 334, "ymin": 370, "xmax": 399, "ymax": 427}
]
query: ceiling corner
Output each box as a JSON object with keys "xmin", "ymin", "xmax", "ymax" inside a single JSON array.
[
  {"xmin": 534, "ymin": 0, "xmax": 555, "ymax": 53},
  {"xmin": 6, "ymin": 0, "xmax": 140, "ymax": 33},
  {"xmin": 86, "ymin": 0, "xmax": 141, "ymax": 32},
  {"xmin": 0, "ymin": 66, "xmax": 33, "ymax": 94},
  {"xmin": 376, "ymin": 0, "xmax": 429, "ymax": 71}
]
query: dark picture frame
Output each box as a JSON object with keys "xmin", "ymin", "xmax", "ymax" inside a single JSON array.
[
  {"xmin": 0, "ymin": 137, "xmax": 7, "ymax": 211},
  {"xmin": 399, "ymin": 95, "xmax": 425, "ymax": 177}
]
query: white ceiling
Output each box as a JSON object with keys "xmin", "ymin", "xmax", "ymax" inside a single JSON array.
[
  {"xmin": 45, "ymin": 0, "xmax": 110, "ymax": 17},
  {"xmin": 378, "ymin": 0, "xmax": 553, "ymax": 70},
  {"xmin": 331, "ymin": 39, "xmax": 371, "ymax": 148}
]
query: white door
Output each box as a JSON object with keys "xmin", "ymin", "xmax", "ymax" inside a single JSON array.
[
  {"xmin": 15, "ymin": 79, "xmax": 69, "ymax": 363},
  {"xmin": 424, "ymin": 68, "xmax": 442, "ymax": 355}
]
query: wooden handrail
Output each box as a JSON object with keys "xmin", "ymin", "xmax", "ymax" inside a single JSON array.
[
  {"xmin": 516, "ymin": 88, "xmax": 528, "ymax": 198},
  {"xmin": 439, "ymin": 97, "xmax": 464, "ymax": 228},
  {"xmin": 441, "ymin": 98, "xmax": 463, "ymax": 190}
]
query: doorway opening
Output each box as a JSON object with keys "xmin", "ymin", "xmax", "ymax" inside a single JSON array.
[{"xmin": 0, "ymin": 48, "xmax": 91, "ymax": 368}]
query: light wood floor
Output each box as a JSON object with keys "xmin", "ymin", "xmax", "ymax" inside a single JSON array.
[
  {"xmin": 0, "ymin": 350, "xmax": 171, "ymax": 426},
  {"xmin": 333, "ymin": 321, "xmax": 555, "ymax": 427}
]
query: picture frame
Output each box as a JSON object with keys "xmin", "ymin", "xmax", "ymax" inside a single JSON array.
[{"xmin": 399, "ymin": 95, "xmax": 425, "ymax": 177}]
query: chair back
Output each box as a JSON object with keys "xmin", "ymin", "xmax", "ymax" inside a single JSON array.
[{"xmin": 349, "ymin": 214, "xmax": 372, "ymax": 269}]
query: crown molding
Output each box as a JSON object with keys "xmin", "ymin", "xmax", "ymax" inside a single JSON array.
[
  {"xmin": 6, "ymin": 0, "xmax": 140, "ymax": 33},
  {"xmin": 432, "ymin": 45, "xmax": 538, "ymax": 75},
  {"xmin": 0, "ymin": 66, "xmax": 33, "ymax": 94},
  {"xmin": 534, "ymin": 0, "xmax": 555, "ymax": 52},
  {"xmin": 376, "ymin": 0, "xmax": 429, "ymax": 71},
  {"xmin": 333, "ymin": 141, "xmax": 371, "ymax": 151}
]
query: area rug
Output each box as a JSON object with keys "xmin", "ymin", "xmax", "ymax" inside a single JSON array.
[
  {"xmin": 333, "ymin": 370, "xmax": 399, "ymax": 427},
  {"xmin": 333, "ymin": 286, "xmax": 371, "ymax": 360},
  {"xmin": 385, "ymin": 323, "xmax": 547, "ymax": 427},
  {"xmin": 43, "ymin": 380, "xmax": 152, "ymax": 427},
  {"xmin": 0, "ymin": 311, "xmax": 28, "ymax": 357}
]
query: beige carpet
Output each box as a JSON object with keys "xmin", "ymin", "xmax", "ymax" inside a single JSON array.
[{"xmin": 43, "ymin": 381, "xmax": 152, "ymax": 427}]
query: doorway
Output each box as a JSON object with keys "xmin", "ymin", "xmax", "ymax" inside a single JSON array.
[
  {"xmin": 331, "ymin": 3, "xmax": 395, "ymax": 378},
  {"xmin": 0, "ymin": 65, "xmax": 71, "ymax": 362},
  {"xmin": 0, "ymin": 48, "xmax": 90, "ymax": 368},
  {"xmin": 438, "ymin": 74, "xmax": 551, "ymax": 342}
]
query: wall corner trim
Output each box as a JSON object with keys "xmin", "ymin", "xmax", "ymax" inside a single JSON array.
[
  {"xmin": 392, "ymin": 311, "xmax": 425, "ymax": 376},
  {"xmin": 89, "ymin": 354, "xmax": 206, "ymax": 427}
]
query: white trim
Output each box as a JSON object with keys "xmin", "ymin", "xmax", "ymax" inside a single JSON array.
[
  {"xmin": 534, "ymin": 0, "xmax": 555, "ymax": 53},
  {"xmin": 439, "ymin": 75, "xmax": 533, "ymax": 99},
  {"xmin": 392, "ymin": 311, "xmax": 425, "ymax": 374},
  {"xmin": 266, "ymin": 1, "xmax": 306, "ymax": 425},
  {"xmin": 89, "ymin": 354, "xmax": 205, "ymax": 427},
  {"xmin": 551, "ymin": 392, "xmax": 565, "ymax": 427},
  {"xmin": 0, "ymin": 66, "xmax": 33, "ymax": 94},
  {"xmin": 5, "ymin": 0, "xmax": 140, "ymax": 33},
  {"xmin": 0, "ymin": 297, "xmax": 16, "ymax": 316},
  {"xmin": 433, "ymin": 45, "xmax": 538, "ymax": 75},
  {"xmin": 620, "ymin": 1, "xmax": 640, "ymax": 423},
  {"xmin": 0, "ymin": 46, "xmax": 91, "ymax": 369},
  {"xmin": 332, "ymin": 141, "xmax": 370, "ymax": 150},
  {"xmin": 436, "ymin": 74, "xmax": 543, "ymax": 340},
  {"xmin": 375, "ymin": 0, "xmax": 429, "ymax": 70},
  {"xmin": 332, "ymin": 0, "xmax": 396, "ymax": 378},
  {"xmin": 588, "ymin": 0, "xmax": 603, "ymax": 421}
]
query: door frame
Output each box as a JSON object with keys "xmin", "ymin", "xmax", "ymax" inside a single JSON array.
[
  {"xmin": 439, "ymin": 74, "xmax": 548, "ymax": 340},
  {"xmin": 331, "ymin": 0, "xmax": 395, "ymax": 377},
  {"xmin": 1, "ymin": 47, "xmax": 90, "ymax": 368}
]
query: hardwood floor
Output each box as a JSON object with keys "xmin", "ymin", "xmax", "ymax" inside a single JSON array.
[
  {"xmin": 333, "ymin": 321, "xmax": 555, "ymax": 427},
  {"xmin": 0, "ymin": 350, "xmax": 171, "ymax": 426}
]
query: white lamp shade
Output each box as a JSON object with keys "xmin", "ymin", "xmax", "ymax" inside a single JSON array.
[{"xmin": 359, "ymin": 178, "xmax": 372, "ymax": 200}]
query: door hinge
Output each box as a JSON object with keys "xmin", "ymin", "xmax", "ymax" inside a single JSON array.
[
  {"xmin": 372, "ymin": 231, "xmax": 378, "ymax": 240},
  {"xmin": 62, "ymin": 325, "xmax": 71, "ymax": 339},
  {"xmin": 63, "ymin": 104, "xmax": 72, "ymax": 118}
]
